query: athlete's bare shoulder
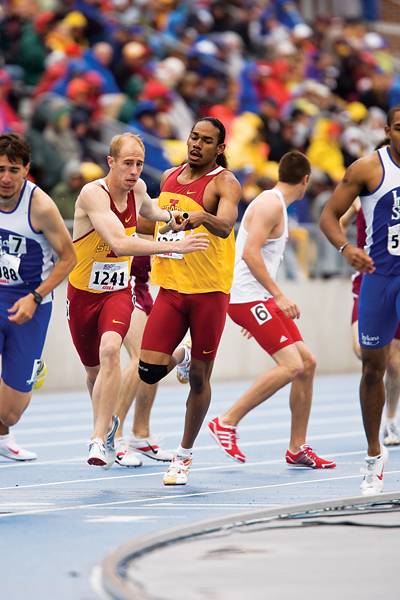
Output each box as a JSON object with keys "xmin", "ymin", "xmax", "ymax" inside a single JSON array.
[
  {"xmin": 160, "ymin": 166, "xmax": 180, "ymax": 188},
  {"xmin": 213, "ymin": 168, "xmax": 241, "ymax": 196},
  {"xmin": 344, "ymin": 152, "xmax": 381, "ymax": 186},
  {"xmin": 76, "ymin": 180, "xmax": 107, "ymax": 209},
  {"xmin": 247, "ymin": 189, "xmax": 283, "ymax": 226}
]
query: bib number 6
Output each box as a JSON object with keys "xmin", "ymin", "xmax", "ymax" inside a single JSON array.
[{"xmin": 250, "ymin": 303, "xmax": 272, "ymax": 325}]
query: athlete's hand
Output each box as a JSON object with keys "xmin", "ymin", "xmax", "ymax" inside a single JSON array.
[
  {"xmin": 8, "ymin": 294, "xmax": 38, "ymax": 324},
  {"xmin": 169, "ymin": 210, "xmax": 190, "ymax": 232},
  {"xmin": 274, "ymin": 293, "xmax": 300, "ymax": 320},
  {"xmin": 184, "ymin": 211, "xmax": 205, "ymax": 230},
  {"xmin": 173, "ymin": 232, "xmax": 209, "ymax": 254},
  {"xmin": 342, "ymin": 244, "xmax": 375, "ymax": 273}
]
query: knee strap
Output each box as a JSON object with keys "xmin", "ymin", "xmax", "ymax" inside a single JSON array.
[{"xmin": 138, "ymin": 360, "xmax": 168, "ymax": 384}]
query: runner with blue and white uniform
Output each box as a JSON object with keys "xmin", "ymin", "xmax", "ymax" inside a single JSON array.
[
  {"xmin": 359, "ymin": 145, "xmax": 400, "ymax": 348},
  {"xmin": 320, "ymin": 106, "xmax": 400, "ymax": 496},
  {"xmin": 0, "ymin": 134, "xmax": 76, "ymax": 462}
]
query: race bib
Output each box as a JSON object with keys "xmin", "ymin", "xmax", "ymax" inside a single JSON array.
[
  {"xmin": 250, "ymin": 302, "xmax": 272, "ymax": 325},
  {"xmin": 156, "ymin": 228, "xmax": 185, "ymax": 260},
  {"xmin": 388, "ymin": 224, "xmax": 400, "ymax": 256},
  {"xmin": 89, "ymin": 261, "xmax": 129, "ymax": 291},
  {"xmin": 0, "ymin": 252, "xmax": 23, "ymax": 286}
]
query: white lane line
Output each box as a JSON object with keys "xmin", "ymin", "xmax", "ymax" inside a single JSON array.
[
  {"xmin": 87, "ymin": 503, "xmax": 281, "ymax": 510},
  {"xmin": 1, "ymin": 470, "xmax": 400, "ymax": 519},
  {"xmin": 21, "ymin": 398, "xmax": 360, "ymax": 422},
  {"xmin": 0, "ymin": 447, "xmax": 374, "ymax": 490},
  {"xmin": 14, "ymin": 414, "xmax": 362, "ymax": 438},
  {"xmin": 0, "ymin": 430, "xmax": 366, "ymax": 470},
  {"xmin": 0, "ymin": 456, "xmax": 85, "ymax": 470}
]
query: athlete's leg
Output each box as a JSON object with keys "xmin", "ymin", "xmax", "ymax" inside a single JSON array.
[
  {"xmin": 360, "ymin": 346, "xmax": 389, "ymax": 457},
  {"xmin": 288, "ymin": 341, "xmax": 317, "ymax": 452},
  {"xmin": 116, "ymin": 308, "xmax": 148, "ymax": 437},
  {"xmin": 220, "ymin": 344, "xmax": 304, "ymax": 426},
  {"xmin": 178, "ymin": 358, "xmax": 214, "ymax": 449},
  {"xmin": 0, "ymin": 381, "xmax": 32, "ymax": 428},
  {"xmin": 89, "ymin": 331, "xmax": 123, "ymax": 440}
]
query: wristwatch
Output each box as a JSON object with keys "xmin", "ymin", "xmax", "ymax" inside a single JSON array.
[
  {"xmin": 165, "ymin": 209, "xmax": 173, "ymax": 223},
  {"xmin": 30, "ymin": 290, "xmax": 43, "ymax": 305}
]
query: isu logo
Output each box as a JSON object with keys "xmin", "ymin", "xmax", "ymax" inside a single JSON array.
[{"xmin": 169, "ymin": 199, "xmax": 179, "ymax": 207}]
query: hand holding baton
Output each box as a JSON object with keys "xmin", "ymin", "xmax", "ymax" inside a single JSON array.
[{"xmin": 158, "ymin": 212, "xmax": 189, "ymax": 234}]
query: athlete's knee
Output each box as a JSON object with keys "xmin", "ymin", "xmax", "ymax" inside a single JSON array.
[
  {"xmin": 282, "ymin": 357, "xmax": 304, "ymax": 381},
  {"xmin": 302, "ymin": 352, "xmax": 317, "ymax": 376},
  {"xmin": 99, "ymin": 337, "xmax": 121, "ymax": 367},
  {"xmin": 138, "ymin": 361, "xmax": 168, "ymax": 384},
  {"xmin": 361, "ymin": 356, "xmax": 386, "ymax": 385},
  {"xmin": 189, "ymin": 365, "xmax": 209, "ymax": 393},
  {"xmin": 0, "ymin": 407, "xmax": 21, "ymax": 427}
]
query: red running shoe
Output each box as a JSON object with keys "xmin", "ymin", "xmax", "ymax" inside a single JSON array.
[
  {"xmin": 208, "ymin": 417, "xmax": 246, "ymax": 463},
  {"xmin": 285, "ymin": 444, "xmax": 336, "ymax": 469}
]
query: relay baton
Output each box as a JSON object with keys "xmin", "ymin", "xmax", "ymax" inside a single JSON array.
[{"xmin": 159, "ymin": 212, "xmax": 189, "ymax": 234}]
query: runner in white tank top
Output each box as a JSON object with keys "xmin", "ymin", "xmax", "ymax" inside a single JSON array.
[
  {"xmin": 208, "ymin": 151, "xmax": 336, "ymax": 470},
  {"xmin": 231, "ymin": 188, "xmax": 288, "ymax": 304}
]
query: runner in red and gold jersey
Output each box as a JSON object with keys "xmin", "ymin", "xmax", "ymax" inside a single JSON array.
[
  {"xmin": 138, "ymin": 118, "xmax": 242, "ymax": 485},
  {"xmin": 67, "ymin": 132, "xmax": 209, "ymax": 469}
]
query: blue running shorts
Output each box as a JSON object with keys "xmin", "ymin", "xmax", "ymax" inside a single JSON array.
[
  {"xmin": 0, "ymin": 295, "xmax": 52, "ymax": 392},
  {"xmin": 358, "ymin": 272, "xmax": 400, "ymax": 349}
]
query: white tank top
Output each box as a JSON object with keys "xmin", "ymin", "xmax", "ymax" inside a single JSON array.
[{"xmin": 230, "ymin": 188, "xmax": 288, "ymax": 303}]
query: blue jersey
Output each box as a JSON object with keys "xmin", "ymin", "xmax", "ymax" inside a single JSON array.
[
  {"xmin": 0, "ymin": 180, "xmax": 53, "ymax": 303},
  {"xmin": 360, "ymin": 147, "xmax": 400, "ymax": 276}
]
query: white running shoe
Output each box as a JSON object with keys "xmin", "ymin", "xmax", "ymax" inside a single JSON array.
[
  {"xmin": 130, "ymin": 436, "xmax": 173, "ymax": 462},
  {"xmin": 87, "ymin": 438, "xmax": 107, "ymax": 467},
  {"xmin": 163, "ymin": 454, "xmax": 192, "ymax": 485},
  {"xmin": 0, "ymin": 434, "xmax": 37, "ymax": 461},
  {"xmin": 383, "ymin": 422, "xmax": 400, "ymax": 446},
  {"xmin": 115, "ymin": 438, "xmax": 143, "ymax": 468},
  {"xmin": 176, "ymin": 337, "xmax": 191, "ymax": 384},
  {"xmin": 360, "ymin": 449, "xmax": 388, "ymax": 496}
]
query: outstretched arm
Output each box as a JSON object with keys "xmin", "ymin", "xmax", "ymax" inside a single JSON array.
[{"xmin": 79, "ymin": 183, "xmax": 209, "ymax": 257}]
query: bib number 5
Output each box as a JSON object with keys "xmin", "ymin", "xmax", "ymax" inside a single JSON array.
[{"xmin": 388, "ymin": 224, "xmax": 400, "ymax": 255}]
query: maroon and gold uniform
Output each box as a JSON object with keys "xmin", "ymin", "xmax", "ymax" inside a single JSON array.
[
  {"xmin": 67, "ymin": 180, "xmax": 137, "ymax": 366},
  {"xmin": 142, "ymin": 164, "xmax": 234, "ymax": 361}
]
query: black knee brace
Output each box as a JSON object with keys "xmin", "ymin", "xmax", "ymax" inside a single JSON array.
[{"xmin": 138, "ymin": 360, "xmax": 168, "ymax": 384}]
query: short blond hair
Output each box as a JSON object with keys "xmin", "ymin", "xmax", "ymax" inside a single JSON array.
[{"xmin": 109, "ymin": 132, "xmax": 145, "ymax": 158}]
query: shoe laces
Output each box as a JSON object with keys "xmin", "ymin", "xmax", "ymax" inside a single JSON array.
[
  {"xmin": 364, "ymin": 456, "xmax": 380, "ymax": 483},
  {"xmin": 300, "ymin": 444, "xmax": 317, "ymax": 459},
  {"xmin": 168, "ymin": 455, "xmax": 191, "ymax": 474}
]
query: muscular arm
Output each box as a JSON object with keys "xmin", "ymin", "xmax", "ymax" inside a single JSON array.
[
  {"xmin": 187, "ymin": 171, "xmax": 241, "ymax": 238},
  {"xmin": 8, "ymin": 188, "xmax": 77, "ymax": 324},
  {"xmin": 320, "ymin": 158, "xmax": 375, "ymax": 272},
  {"xmin": 135, "ymin": 179, "xmax": 171, "ymax": 223},
  {"xmin": 78, "ymin": 183, "xmax": 208, "ymax": 257},
  {"xmin": 242, "ymin": 193, "xmax": 300, "ymax": 319}
]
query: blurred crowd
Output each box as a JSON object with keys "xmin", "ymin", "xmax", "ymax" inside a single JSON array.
[{"xmin": 0, "ymin": 0, "xmax": 396, "ymax": 277}]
